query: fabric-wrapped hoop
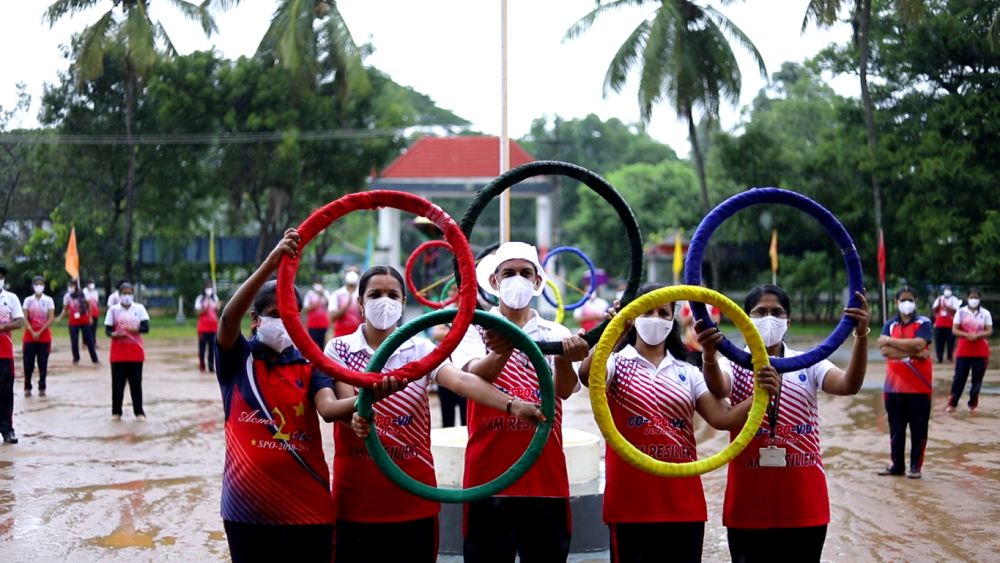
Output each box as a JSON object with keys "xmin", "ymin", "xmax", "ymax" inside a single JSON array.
[
  {"xmin": 406, "ymin": 240, "xmax": 460, "ymax": 309},
  {"xmin": 541, "ymin": 246, "xmax": 596, "ymax": 311}
]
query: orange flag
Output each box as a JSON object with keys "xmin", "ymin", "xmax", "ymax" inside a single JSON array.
[
  {"xmin": 769, "ymin": 230, "xmax": 779, "ymax": 274},
  {"xmin": 65, "ymin": 227, "xmax": 80, "ymax": 280}
]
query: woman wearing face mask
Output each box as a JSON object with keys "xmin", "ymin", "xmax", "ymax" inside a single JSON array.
[
  {"xmin": 327, "ymin": 265, "xmax": 547, "ymax": 563},
  {"xmin": 877, "ymin": 286, "xmax": 933, "ymax": 479},
  {"xmin": 948, "ymin": 288, "xmax": 993, "ymax": 413},
  {"xmin": 104, "ymin": 283, "xmax": 150, "ymax": 420},
  {"xmin": 22, "ymin": 276, "xmax": 56, "ymax": 397},
  {"xmin": 330, "ymin": 267, "xmax": 363, "ymax": 338},
  {"xmin": 698, "ymin": 284, "xmax": 869, "ymax": 563},
  {"xmin": 578, "ymin": 282, "xmax": 780, "ymax": 563},
  {"xmin": 215, "ymin": 229, "xmax": 368, "ymax": 563},
  {"xmin": 84, "ymin": 278, "xmax": 101, "ymax": 348},
  {"xmin": 196, "ymin": 281, "xmax": 221, "ymax": 373},
  {"xmin": 56, "ymin": 279, "xmax": 99, "ymax": 366},
  {"xmin": 303, "ymin": 276, "xmax": 331, "ymax": 351}
]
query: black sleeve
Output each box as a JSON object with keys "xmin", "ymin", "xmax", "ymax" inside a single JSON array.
[
  {"xmin": 105, "ymin": 325, "xmax": 114, "ymax": 337},
  {"xmin": 139, "ymin": 320, "xmax": 150, "ymax": 334}
]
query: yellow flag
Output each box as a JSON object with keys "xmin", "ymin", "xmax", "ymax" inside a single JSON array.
[
  {"xmin": 209, "ymin": 227, "xmax": 217, "ymax": 288},
  {"xmin": 769, "ymin": 230, "xmax": 779, "ymax": 274},
  {"xmin": 672, "ymin": 230, "xmax": 684, "ymax": 279},
  {"xmin": 65, "ymin": 227, "xmax": 80, "ymax": 280}
]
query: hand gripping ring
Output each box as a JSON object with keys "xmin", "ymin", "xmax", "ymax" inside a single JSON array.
[
  {"xmin": 406, "ymin": 240, "xmax": 460, "ymax": 309},
  {"xmin": 589, "ymin": 286, "xmax": 770, "ymax": 477},
  {"xmin": 683, "ymin": 188, "xmax": 864, "ymax": 372},
  {"xmin": 457, "ymin": 161, "xmax": 643, "ymax": 355},
  {"xmin": 541, "ymin": 246, "xmax": 596, "ymax": 311},
  {"xmin": 277, "ymin": 191, "xmax": 478, "ymax": 388},
  {"xmin": 356, "ymin": 309, "xmax": 555, "ymax": 503}
]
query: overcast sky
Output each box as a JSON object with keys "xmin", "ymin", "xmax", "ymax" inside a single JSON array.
[{"xmin": 0, "ymin": 1, "xmax": 855, "ymax": 156}]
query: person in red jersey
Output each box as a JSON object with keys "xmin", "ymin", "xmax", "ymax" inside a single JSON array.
[
  {"xmin": 578, "ymin": 282, "xmax": 780, "ymax": 563},
  {"xmin": 877, "ymin": 286, "xmax": 933, "ymax": 479},
  {"xmin": 0, "ymin": 265, "xmax": 24, "ymax": 444},
  {"xmin": 84, "ymin": 278, "xmax": 101, "ymax": 348},
  {"xmin": 572, "ymin": 280, "xmax": 610, "ymax": 333},
  {"xmin": 931, "ymin": 284, "xmax": 961, "ymax": 363},
  {"xmin": 303, "ymin": 276, "xmax": 331, "ymax": 351},
  {"xmin": 331, "ymin": 265, "xmax": 545, "ymax": 563},
  {"xmin": 22, "ymin": 276, "xmax": 56, "ymax": 397},
  {"xmin": 215, "ymin": 229, "xmax": 376, "ymax": 563},
  {"xmin": 57, "ymin": 279, "xmax": 99, "ymax": 365},
  {"xmin": 948, "ymin": 287, "xmax": 993, "ymax": 413},
  {"xmin": 195, "ymin": 280, "xmax": 221, "ymax": 373},
  {"xmin": 451, "ymin": 241, "xmax": 589, "ymax": 563},
  {"xmin": 104, "ymin": 283, "xmax": 150, "ymax": 420},
  {"xmin": 699, "ymin": 284, "xmax": 869, "ymax": 563},
  {"xmin": 330, "ymin": 266, "xmax": 363, "ymax": 337}
]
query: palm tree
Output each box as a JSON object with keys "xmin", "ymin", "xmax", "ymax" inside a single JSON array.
[
  {"xmin": 565, "ymin": 0, "xmax": 766, "ymax": 290},
  {"xmin": 43, "ymin": 0, "xmax": 218, "ymax": 279}
]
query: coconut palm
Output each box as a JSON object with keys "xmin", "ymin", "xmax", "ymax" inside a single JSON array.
[
  {"xmin": 43, "ymin": 0, "xmax": 218, "ymax": 279},
  {"xmin": 565, "ymin": 0, "xmax": 766, "ymax": 289}
]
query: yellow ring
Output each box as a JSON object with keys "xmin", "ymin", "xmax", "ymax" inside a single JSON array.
[
  {"xmin": 545, "ymin": 278, "xmax": 565, "ymax": 324},
  {"xmin": 589, "ymin": 285, "xmax": 770, "ymax": 477}
]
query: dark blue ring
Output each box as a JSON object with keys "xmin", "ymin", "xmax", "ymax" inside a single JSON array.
[
  {"xmin": 541, "ymin": 246, "xmax": 597, "ymax": 311},
  {"xmin": 683, "ymin": 188, "xmax": 864, "ymax": 373}
]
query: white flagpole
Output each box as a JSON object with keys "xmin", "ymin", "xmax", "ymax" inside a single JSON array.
[{"xmin": 499, "ymin": 0, "xmax": 511, "ymax": 243}]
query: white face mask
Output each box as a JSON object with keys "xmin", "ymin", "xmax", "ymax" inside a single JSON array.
[
  {"xmin": 968, "ymin": 298, "xmax": 980, "ymax": 308},
  {"xmin": 205, "ymin": 288, "xmax": 213, "ymax": 296},
  {"xmin": 68, "ymin": 286, "xmax": 76, "ymax": 294},
  {"xmin": 498, "ymin": 276, "xmax": 535, "ymax": 310},
  {"xmin": 120, "ymin": 294, "xmax": 133, "ymax": 306},
  {"xmin": 897, "ymin": 300, "xmax": 916, "ymax": 315},
  {"xmin": 634, "ymin": 317, "xmax": 673, "ymax": 346},
  {"xmin": 257, "ymin": 317, "xmax": 293, "ymax": 353},
  {"xmin": 615, "ymin": 290, "xmax": 625, "ymax": 301},
  {"xmin": 943, "ymin": 289, "xmax": 953, "ymax": 297},
  {"xmin": 364, "ymin": 297, "xmax": 403, "ymax": 330},
  {"xmin": 751, "ymin": 315, "xmax": 788, "ymax": 348},
  {"xmin": 88, "ymin": 283, "xmax": 96, "ymax": 290},
  {"xmin": 34, "ymin": 284, "xmax": 45, "ymax": 294},
  {"xmin": 312, "ymin": 283, "xmax": 323, "ymax": 293},
  {"xmin": 345, "ymin": 271, "xmax": 360, "ymax": 285}
]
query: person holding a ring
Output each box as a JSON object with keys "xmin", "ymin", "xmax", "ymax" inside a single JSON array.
[{"xmin": 698, "ymin": 284, "xmax": 870, "ymax": 563}]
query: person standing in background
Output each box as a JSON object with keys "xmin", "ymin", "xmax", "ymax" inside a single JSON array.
[
  {"xmin": 195, "ymin": 281, "xmax": 220, "ymax": 373},
  {"xmin": 0, "ymin": 266, "xmax": 24, "ymax": 444},
  {"xmin": 84, "ymin": 278, "xmax": 101, "ymax": 348},
  {"xmin": 429, "ymin": 282, "xmax": 468, "ymax": 427},
  {"xmin": 303, "ymin": 276, "xmax": 330, "ymax": 351},
  {"xmin": 330, "ymin": 266, "xmax": 363, "ymax": 338},
  {"xmin": 58, "ymin": 279, "xmax": 99, "ymax": 366},
  {"xmin": 22, "ymin": 276, "xmax": 55, "ymax": 397},
  {"xmin": 105, "ymin": 283, "xmax": 150, "ymax": 420},
  {"xmin": 572, "ymin": 279, "xmax": 609, "ymax": 332},
  {"xmin": 107, "ymin": 278, "xmax": 129, "ymax": 309},
  {"xmin": 949, "ymin": 288, "xmax": 993, "ymax": 413},
  {"xmin": 931, "ymin": 285, "xmax": 961, "ymax": 363}
]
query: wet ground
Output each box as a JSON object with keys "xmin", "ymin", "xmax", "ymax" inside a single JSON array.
[{"xmin": 2, "ymin": 336, "xmax": 1000, "ymax": 562}]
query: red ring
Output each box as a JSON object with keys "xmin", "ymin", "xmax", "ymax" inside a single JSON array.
[
  {"xmin": 406, "ymin": 240, "xmax": 460, "ymax": 309},
  {"xmin": 277, "ymin": 191, "xmax": 477, "ymax": 387}
]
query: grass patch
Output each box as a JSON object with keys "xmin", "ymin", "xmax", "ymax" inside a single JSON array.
[{"xmin": 20, "ymin": 316, "xmax": 229, "ymax": 344}]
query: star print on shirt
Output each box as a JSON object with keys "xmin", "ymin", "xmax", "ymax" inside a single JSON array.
[{"xmin": 294, "ymin": 402, "xmax": 305, "ymax": 416}]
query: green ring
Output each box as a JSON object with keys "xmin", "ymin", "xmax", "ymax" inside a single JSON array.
[
  {"xmin": 356, "ymin": 309, "xmax": 555, "ymax": 503},
  {"xmin": 438, "ymin": 278, "xmax": 457, "ymax": 304}
]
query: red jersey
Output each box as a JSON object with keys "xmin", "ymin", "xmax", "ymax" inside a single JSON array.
[
  {"xmin": 84, "ymin": 287, "xmax": 100, "ymax": 318},
  {"xmin": 603, "ymin": 346, "xmax": 708, "ymax": 523},
  {"xmin": 681, "ymin": 302, "xmax": 721, "ymax": 352},
  {"xmin": 325, "ymin": 327, "xmax": 444, "ymax": 523},
  {"xmin": 955, "ymin": 306, "xmax": 993, "ymax": 358},
  {"xmin": 217, "ymin": 335, "xmax": 335, "ymax": 525},
  {"xmin": 452, "ymin": 308, "xmax": 576, "ymax": 498},
  {"xmin": 932, "ymin": 295, "xmax": 962, "ymax": 328},
  {"xmin": 0, "ymin": 290, "xmax": 24, "ymax": 358},
  {"xmin": 63, "ymin": 292, "xmax": 91, "ymax": 326},
  {"xmin": 22, "ymin": 294, "xmax": 54, "ymax": 344},
  {"xmin": 331, "ymin": 287, "xmax": 361, "ymax": 337},
  {"xmin": 304, "ymin": 289, "xmax": 330, "ymax": 330},
  {"xmin": 195, "ymin": 294, "xmax": 220, "ymax": 333},
  {"xmin": 573, "ymin": 296, "xmax": 610, "ymax": 332},
  {"xmin": 105, "ymin": 303, "xmax": 149, "ymax": 363},
  {"xmin": 882, "ymin": 314, "xmax": 934, "ymax": 394},
  {"xmin": 720, "ymin": 346, "xmax": 837, "ymax": 529}
]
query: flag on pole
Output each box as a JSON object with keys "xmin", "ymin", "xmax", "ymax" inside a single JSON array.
[
  {"xmin": 672, "ymin": 230, "xmax": 684, "ymax": 284},
  {"xmin": 65, "ymin": 227, "xmax": 80, "ymax": 281},
  {"xmin": 769, "ymin": 230, "xmax": 779, "ymax": 275},
  {"xmin": 878, "ymin": 230, "xmax": 886, "ymax": 285},
  {"xmin": 209, "ymin": 227, "xmax": 217, "ymax": 290}
]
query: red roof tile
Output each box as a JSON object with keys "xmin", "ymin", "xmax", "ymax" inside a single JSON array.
[{"xmin": 380, "ymin": 136, "xmax": 536, "ymax": 179}]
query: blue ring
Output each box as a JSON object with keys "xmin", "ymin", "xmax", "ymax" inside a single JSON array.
[
  {"xmin": 541, "ymin": 246, "xmax": 597, "ymax": 311},
  {"xmin": 683, "ymin": 188, "xmax": 864, "ymax": 373}
]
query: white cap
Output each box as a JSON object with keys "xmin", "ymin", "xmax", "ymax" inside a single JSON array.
[{"xmin": 475, "ymin": 242, "xmax": 547, "ymax": 297}]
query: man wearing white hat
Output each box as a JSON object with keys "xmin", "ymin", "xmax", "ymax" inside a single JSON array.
[{"xmin": 452, "ymin": 241, "xmax": 588, "ymax": 562}]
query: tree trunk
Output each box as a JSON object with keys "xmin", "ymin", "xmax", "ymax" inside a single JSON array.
[
  {"xmin": 686, "ymin": 105, "xmax": 721, "ymax": 291},
  {"xmin": 857, "ymin": 0, "xmax": 885, "ymax": 323},
  {"xmin": 123, "ymin": 65, "xmax": 137, "ymax": 281}
]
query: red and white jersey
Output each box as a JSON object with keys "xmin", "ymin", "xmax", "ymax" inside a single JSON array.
[
  {"xmin": 719, "ymin": 345, "xmax": 837, "ymax": 529},
  {"xmin": 573, "ymin": 296, "xmax": 610, "ymax": 332},
  {"xmin": 107, "ymin": 291, "xmax": 121, "ymax": 308},
  {"xmin": 304, "ymin": 289, "xmax": 331, "ymax": 330},
  {"xmin": 64, "ymin": 292, "xmax": 91, "ymax": 326},
  {"xmin": 83, "ymin": 286, "xmax": 100, "ymax": 317},
  {"xmin": 932, "ymin": 295, "xmax": 962, "ymax": 328},
  {"xmin": 194, "ymin": 294, "xmax": 220, "ymax": 333},
  {"xmin": 603, "ymin": 346, "xmax": 708, "ymax": 523},
  {"xmin": 451, "ymin": 307, "xmax": 578, "ymax": 498},
  {"xmin": 331, "ymin": 287, "xmax": 362, "ymax": 337},
  {"xmin": 22, "ymin": 294, "xmax": 55, "ymax": 344},
  {"xmin": 681, "ymin": 301, "xmax": 722, "ymax": 352},
  {"xmin": 0, "ymin": 290, "xmax": 24, "ymax": 358},
  {"xmin": 324, "ymin": 326, "xmax": 446, "ymax": 523},
  {"xmin": 955, "ymin": 306, "xmax": 993, "ymax": 358},
  {"xmin": 105, "ymin": 303, "xmax": 149, "ymax": 363}
]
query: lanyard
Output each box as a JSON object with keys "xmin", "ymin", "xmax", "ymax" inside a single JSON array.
[{"xmin": 766, "ymin": 345, "xmax": 785, "ymax": 445}]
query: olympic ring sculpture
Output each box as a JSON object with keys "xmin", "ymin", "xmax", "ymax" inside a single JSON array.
[
  {"xmin": 589, "ymin": 286, "xmax": 770, "ymax": 477},
  {"xmin": 356, "ymin": 309, "xmax": 555, "ymax": 503},
  {"xmin": 458, "ymin": 161, "xmax": 643, "ymax": 355},
  {"xmin": 406, "ymin": 240, "xmax": 459, "ymax": 309},
  {"xmin": 278, "ymin": 191, "xmax": 478, "ymax": 388},
  {"xmin": 541, "ymin": 246, "xmax": 596, "ymax": 311},
  {"xmin": 683, "ymin": 188, "xmax": 864, "ymax": 372},
  {"xmin": 546, "ymin": 278, "xmax": 565, "ymax": 324}
]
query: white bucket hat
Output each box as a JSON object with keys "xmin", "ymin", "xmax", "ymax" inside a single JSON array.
[{"xmin": 475, "ymin": 242, "xmax": 547, "ymax": 297}]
